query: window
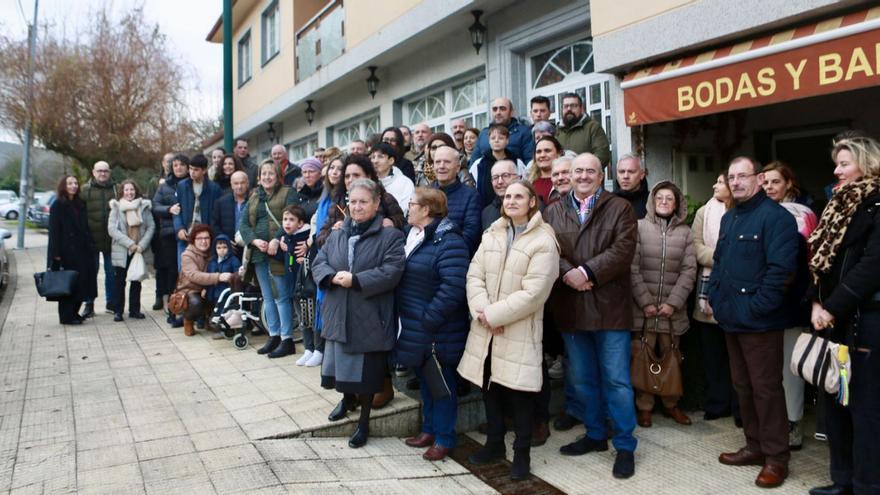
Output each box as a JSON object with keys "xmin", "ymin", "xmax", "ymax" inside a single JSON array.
[
  {"xmin": 289, "ymin": 136, "xmax": 319, "ymax": 162},
  {"xmin": 238, "ymin": 30, "xmax": 252, "ymax": 87},
  {"xmin": 333, "ymin": 113, "xmax": 380, "ymax": 151},
  {"xmin": 261, "ymin": 1, "xmax": 280, "ymax": 65},
  {"xmin": 531, "ymin": 40, "xmax": 595, "ymax": 90},
  {"xmin": 404, "ymin": 75, "xmax": 487, "ymax": 132},
  {"xmin": 295, "ymin": 1, "xmax": 345, "ymax": 82}
]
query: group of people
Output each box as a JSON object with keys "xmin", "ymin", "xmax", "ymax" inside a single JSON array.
[{"xmin": 46, "ymin": 93, "xmax": 880, "ymax": 493}]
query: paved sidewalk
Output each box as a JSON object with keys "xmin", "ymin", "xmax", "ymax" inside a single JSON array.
[{"xmin": 0, "ymin": 230, "xmax": 833, "ymax": 494}]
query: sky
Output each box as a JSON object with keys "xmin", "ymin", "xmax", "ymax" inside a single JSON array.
[{"xmin": 0, "ymin": 0, "xmax": 224, "ymax": 140}]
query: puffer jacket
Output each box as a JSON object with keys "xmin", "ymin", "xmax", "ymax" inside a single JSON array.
[
  {"xmin": 544, "ymin": 190, "xmax": 638, "ymax": 332},
  {"xmin": 81, "ymin": 179, "xmax": 117, "ymax": 252},
  {"xmin": 395, "ymin": 217, "xmax": 470, "ymax": 368},
  {"xmin": 177, "ymin": 243, "xmax": 221, "ymax": 295},
  {"xmin": 457, "ymin": 212, "xmax": 559, "ymax": 393},
  {"xmin": 152, "ymin": 175, "xmax": 183, "ymax": 239},
  {"xmin": 630, "ymin": 182, "xmax": 697, "ymax": 335},
  {"xmin": 433, "ymin": 179, "xmax": 482, "ymax": 255},
  {"xmin": 108, "ymin": 199, "xmax": 155, "ymax": 269}
]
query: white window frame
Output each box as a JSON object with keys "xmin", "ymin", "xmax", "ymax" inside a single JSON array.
[
  {"xmin": 333, "ymin": 112, "xmax": 380, "ymax": 151},
  {"xmin": 404, "ymin": 74, "xmax": 488, "ymax": 134},
  {"xmin": 237, "ymin": 30, "xmax": 252, "ymax": 87},
  {"xmin": 261, "ymin": 1, "xmax": 281, "ymax": 66},
  {"xmin": 288, "ymin": 135, "xmax": 319, "ymax": 163}
]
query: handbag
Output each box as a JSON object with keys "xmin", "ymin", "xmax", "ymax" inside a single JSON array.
[
  {"xmin": 630, "ymin": 323, "xmax": 683, "ymax": 397},
  {"xmin": 790, "ymin": 331, "xmax": 851, "ymax": 399},
  {"xmin": 168, "ymin": 274, "xmax": 189, "ymax": 315},
  {"xmin": 126, "ymin": 252, "xmax": 147, "ymax": 282},
  {"xmin": 34, "ymin": 268, "xmax": 78, "ymax": 301},
  {"xmin": 422, "ymin": 344, "xmax": 451, "ymax": 401}
]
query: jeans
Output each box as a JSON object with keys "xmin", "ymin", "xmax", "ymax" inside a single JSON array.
[
  {"xmin": 87, "ymin": 251, "xmax": 115, "ymax": 308},
  {"xmin": 414, "ymin": 363, "xmax": 459, "ymax": 448},
  {"xmin": 254, "ymin": 262, "xmax": 293, "ymax": 339},
  {"xmin": 563, "ymin": 330, "xmax": 637, "ymax": 452},
  {"xmin": 563, "ymin": 355, "xmax": 586, "ymax": 421}
]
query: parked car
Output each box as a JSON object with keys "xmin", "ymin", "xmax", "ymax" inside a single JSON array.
[
  {"xmin": 28, "ymin": 192, "xmax": 55, "ymax": 229},
  {"xmin": 0, "ymin": 229, "xmax": 11, "ymax": 289},
  {"xmin": 0, "ymin": 191, "xmax": 19, "ymax": 220}
]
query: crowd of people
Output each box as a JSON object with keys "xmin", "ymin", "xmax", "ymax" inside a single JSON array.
[{"xmin": 45, "ymin": 92, "xmax": 880, "ymax": 493}]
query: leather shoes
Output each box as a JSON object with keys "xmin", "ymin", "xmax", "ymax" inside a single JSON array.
[
  {"xmin": 559, "ymin": 436, "xmax": 608, "ymax": 456},
  {"xmin": 405, "ymin": 433, "xmax": 435, "ymax": 448},
  {"xmin": 80, "ymin": 303, "xmax": 95, "ymax": 319},
  {"xmin": 422, "ymin": 444, "xmax": 451, "ymax": 461},
  {"xmin": 703, "ymin": 410, "xmax": 731, "ymax": 421},
  {"xmin": 372, "ymin": 377, "xmax": 394, "ymax": 409},
  {"xmin": 531, "ymin": 421, "xmax": 550, "ymax": 447},
  {"xmin": 553, "ymin": 412, "xmax": 580, "ymax": 431},
  {"xmin": 113, "ymin": 313, "xmax": 124, "ymax": 322},
  {"xmin": 637, "ymin": 410, "xmax": 652, "ymax": 427},
  {"xmin": 348, "ymin": 427, "xmax": 368, "ymax": 448},
  {"xmin": 719, "ymin": 448, "xmax": 765, "ymax": 466},
  {"xmin": 755, "ymin": 462, "xmax": 788, "ymax": 488},
  {"xmin": 328, "ymin": 398, "xmax": 357, "ymax": 422},
  {"xmin": 663, "ymin": 407, "xmax": 692, "ymax": 425},
  {"xmin": 809, "ymin": 484, "xmax": 854, "ymax": 495},
  {"xmin": 128, "ymin": 311, "xmax": 146, "ymax": 319}
]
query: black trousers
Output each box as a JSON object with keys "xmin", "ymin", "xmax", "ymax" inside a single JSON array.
[
  {"xmin": 482, "ymin": 350, "xmax": 536, "ymax": 451},
  {"xmin": 534, "ymin": 358, "xmax": 551, "ymax": 424},
  {"xmin": 697, "ymin": 320, "xmax": 740, "ymax": 419},
  {"xmin": 57, "ymin": 297, "xmax": 82, "ymax": 323},
  {"xmin": 113, "ymin": 256, "xmax": 141, "ymax": 314},
  {"xmin": 824, "ymin": 311, "xmax": 880, "ymax": 493}
]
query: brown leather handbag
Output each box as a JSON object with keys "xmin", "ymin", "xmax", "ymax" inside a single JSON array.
[
  {"xmin": 630, "ymin": 322, "xmax": 683, "ymax": 397},
  {"xmin": 168, "ymin": 274, "xmax": 188, "ymax": 315}
]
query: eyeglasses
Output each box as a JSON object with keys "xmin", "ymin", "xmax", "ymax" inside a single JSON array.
[
  {"xmin": 727, "ymin": 173, "xmax": 756, "ymax": 182},
  {"xmin": 95, "ymin": 169, "xmax": 110, "ymax": 173},
  {"xmin": 407, "ymin": 201, "xmax": 422, "ymax": 208},
  {"xmin": 491, "ymin": 173, "xmax": 515, "ymax": 183},
  {"xmin": 194, "ymin": 236, "xmax": 211, "ymax": 242}
]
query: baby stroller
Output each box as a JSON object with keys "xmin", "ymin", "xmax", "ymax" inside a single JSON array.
[{"xmin": 212, "ymin": 284, "xmax": 305, "ymax": 350}]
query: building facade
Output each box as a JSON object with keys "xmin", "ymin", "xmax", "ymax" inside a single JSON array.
[
  {"xmin": 206, "ymin": 0, "xmax": 615, "ymax": 163},
  {"xmin": 591, "ymin": 0, "xmax": 880, "ymax": 205}
]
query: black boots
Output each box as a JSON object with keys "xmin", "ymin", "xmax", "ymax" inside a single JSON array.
[
  {"xmin": 80, "ymin": 303, "xmax": 95, "ymax": 319},
  {"xmin": 114, "ymin": 313, "xmax": 124, "ymax": 322},
  {"xmin": 348, "ymin": 426, "xmax": 368, "ymax": 448},
  {"xmin": 511, "ymin": 449, "xmax": 530, "ymax": 481},
  {"xmin": 152, "ymin": 298, "xmax": 163, "ymax": 311},
  {"xmin": 268, "ymin": 338, "xmax": 295, "ymax": 358},
  {"xmin": 328, "ymin": 396, "xmax": 358, "ymax": 421},
  {"xmin": 129, "ymin": 311, "xmax": 145, "ymax": 319},
  {"xmin": 257, "ymin": 335, "xmax": 281, "ymax": 355},
  {"xmin": 467, "ymin": 441, "xmax": 506, "ymax": 465}
]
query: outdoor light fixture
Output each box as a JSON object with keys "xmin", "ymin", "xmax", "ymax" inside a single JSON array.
[
  {"xmin": 305, "ymin": 100, "xmax": 315, "ymax": 126},
  {"xmin": 469, "ymin": 10, "xmax": 486, "ymax": 55},
  {"xmin": 267, "ymin": 121, "xmax": 277, "ymax": 143},
  {"xmin": 366, "ymin": 66, "xmax": 379, "ymax": 99}
]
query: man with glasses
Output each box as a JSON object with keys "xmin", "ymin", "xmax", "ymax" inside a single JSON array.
[
  {"xmin": 81, "ymin": 161, "xmax": 118, "ymax": 318},
  {"xmin": 544, "ymin": 152, "xmax": 639, "ymax": 480},
  {"xmin": 707, "ymin": 157, "xmax": 799, "ymax": 489},
  {"xmin": 556, "ymin": 93, "xmax": 611, "ymax": 166},
  {"xmin": 480, "ymin": 160, "xmax": 519, "ymax": 230},
  {"xmin": 468, "ymin": 97, "xmax": 535, "ymax": 168}
]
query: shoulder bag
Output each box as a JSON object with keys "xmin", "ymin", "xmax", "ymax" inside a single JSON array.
[
  {"xmin": 168, "ymin": 273, "xmax": 189, "ymax": 315},
  {"xmin": 422, "ymin": 343, "xmax": 451, "ymax": 401},
  {"xmin": 790, "ymin": 331, "xmax": 851, "ymax": 401},
  {"xmin": 34, "ymin": 268, "xmax": 78, "ymax": 301},
  {"xmin": 630, "ymin": 322, "xmax": 683, "ymax": 397}
]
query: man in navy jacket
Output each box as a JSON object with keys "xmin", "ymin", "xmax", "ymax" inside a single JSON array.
[
  {"xmin": 468, "ymin": 97, "xmax": 534, "ymax": 168},
  {"xmin": 431, "ymin": 146, "xmax": 481, "ymax": 255},
  {"xmin": 173, "ymin": 154, "xmax": 222, "ymax": 268},
  {"xmin": 707, "ymin": 156, "xmax": 799, "ymax": 489},
  {"xmin": 211, "ymin": 171, "xmax": 250, "ymax": 258}
]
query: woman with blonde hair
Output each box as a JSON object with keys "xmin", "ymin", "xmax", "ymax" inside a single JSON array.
[
  {"xmin": 458, "ymin": 179, "xmax": 559, "ymax": 481},
  {"xmin": 807, "ymin": 136, "xmax": 880, "ymax": 495}
]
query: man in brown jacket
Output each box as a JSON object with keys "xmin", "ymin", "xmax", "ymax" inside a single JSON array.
[{"xmin": 544, "ymin": 152, "xmax": 639, "ymax": 479}]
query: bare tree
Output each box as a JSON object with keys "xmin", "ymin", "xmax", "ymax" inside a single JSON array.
[{"xmin": 0, "ymin": 7, "xmax": 209, "ymax": 171}]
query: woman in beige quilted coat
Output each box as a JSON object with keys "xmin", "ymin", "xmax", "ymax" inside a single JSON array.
[
  {"xmin": 457, "ymin": 180, "xmax": 559, "ymax": 482},
  {"xmin": 630, "ymin": 181, "xmax": 697, "ymax": 427}
]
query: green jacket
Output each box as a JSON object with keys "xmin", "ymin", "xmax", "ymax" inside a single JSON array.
[
  {"xmin": 557, "ymin": 115, "xmax": 611, "ymax": 166},
  {"xmin": 81, "ymin": 179, "xmax": 118, "ymax": 253},
  {"xmin": 239, "ymin": 185, "xmax": 299, "ymax": 275}
]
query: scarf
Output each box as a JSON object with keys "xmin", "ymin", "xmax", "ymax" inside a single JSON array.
[
  {"xmin": 701, "ymin": 198, "xmax": 726, "ymax": 272},
  {"xmin": 808, "ymin": 177, "xmax": 880, "ymax": 284},
  {"xmin": 119, "ymin": 198, "xmax": 143, "ymax": 244}
]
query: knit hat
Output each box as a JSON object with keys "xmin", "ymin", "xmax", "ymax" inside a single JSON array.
[
  {"xmin": 299, "ymin": 157, "xmax": 322, "ymax": 173},
  {"xmin": 190, "ymin": 154, "xmax": 209, "ymax": 169}
]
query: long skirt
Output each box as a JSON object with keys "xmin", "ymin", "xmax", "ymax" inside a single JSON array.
[{"xmin": 321, "ymin": 340, "xmax": 387, "ymax": 395}]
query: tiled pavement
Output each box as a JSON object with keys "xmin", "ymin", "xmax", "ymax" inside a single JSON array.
[{"xmin": 0, "ymin": 229, "xmax": 834, "ymax": 494}]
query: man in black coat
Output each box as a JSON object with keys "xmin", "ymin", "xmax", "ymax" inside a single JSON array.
[
  {"xmin": 707, "ymin": 157, "xmax": 799, "ymax": 489},
  {"xmin": 612, "ymin": 154, "xmax": 649, "ymax": 219}
]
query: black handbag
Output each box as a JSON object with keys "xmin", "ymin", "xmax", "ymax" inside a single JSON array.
[
  {"xmin": 422, "ymin": 344, "xmax": 451, "ymax": 401},
  {"xmin": 34, "ymin": 269, "xmax": 78, "ymax": 301}
]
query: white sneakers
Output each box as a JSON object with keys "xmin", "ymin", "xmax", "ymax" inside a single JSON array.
[
  {"xmin": 296, "ymin": 350, "xmax": 313, "ymax": 366},
  {"xmin": 296, "ymin": 350, "xmax": 323, "ymax": 367},
  {"xmin": 304, "ymin": 350, "xmax": 323, "ymax": 367}
]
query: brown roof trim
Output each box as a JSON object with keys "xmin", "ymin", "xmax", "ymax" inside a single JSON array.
[{"xmin": 205, "ymin": 0, "xmax": 237, "ymax": 43}]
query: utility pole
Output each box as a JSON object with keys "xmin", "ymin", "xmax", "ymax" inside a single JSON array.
[
  {"xmin": 17, "ymin": 0, "xmax": 39, "ymax": 250},
  {"xmin": 223, "ymin": 0, "xmax": 233, "ymax": 152}
]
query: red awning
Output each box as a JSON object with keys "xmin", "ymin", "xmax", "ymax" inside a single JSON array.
[{"xmin": 622, "ymin": 7, "xmax": 880, "ymax": 126}]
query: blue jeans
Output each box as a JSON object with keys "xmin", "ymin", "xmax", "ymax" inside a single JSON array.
[
  {"xmin": 254, "ymin": 262, "xmax": 293, "ymax": 339},
  {"xmin": 414, "ymin": 363, "xmax": 459, "ymax": 448},
  {"xmin": 87, "ymin": 251, "xmax": 115, "ymax": 307},
  {"xmin": 177, "ymin": 239, "xmax": 186, "ymax": 271},
  {"xmin": 564, "ymin": 355, "xmax": 587, "ymax": 421},
  {"xmin": 563, "ymin": 330, "xmax": 638, "ymax": 452}
]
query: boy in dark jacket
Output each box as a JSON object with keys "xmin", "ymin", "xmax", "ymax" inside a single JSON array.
[{"xmin": 207, "ymin": 234, "xmax": 241, "ymax": 308}]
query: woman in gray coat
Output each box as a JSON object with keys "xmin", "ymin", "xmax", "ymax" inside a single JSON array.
[
  {"xmin": 108, "ymin": 180, "xmax": 155, "ymax": 322},
  {"xmin": 630, "ymin": 181, "xmax": 697, "ymax": 427},
  {"xmin": 312, "ymin": 178, "xmax": 406, "ymax": 449}
]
